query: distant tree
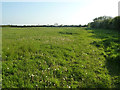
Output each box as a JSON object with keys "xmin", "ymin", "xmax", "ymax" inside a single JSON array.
[
  {"xmin": 79, "ymin": 24, "xmax": 81, "ymax": 27},
  {"xmin": 54, "ymin": 23, "xmax": 58, "ymax": 26}
]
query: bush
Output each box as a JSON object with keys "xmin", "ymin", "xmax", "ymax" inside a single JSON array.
[
  {"xmin": 89, "ymin": 16, "xmax": 120, "ymax": 31},
  {"xmin": 112, "ymin": 16, "xmax": 120, "ymax": 31}
]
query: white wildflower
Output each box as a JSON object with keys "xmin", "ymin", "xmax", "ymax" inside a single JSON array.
[
  {"xmin": 31, "ymin": 74, "xmax": 35, "ymax": 77},
  {"xmin": 36, "ymin": 85, "xmax": 38, "ymax": 87}
]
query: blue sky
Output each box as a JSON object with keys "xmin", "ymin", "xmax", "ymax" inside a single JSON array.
[{"xmin": 2, "ymin": 0, "xmax": 119, "ymax": 25}]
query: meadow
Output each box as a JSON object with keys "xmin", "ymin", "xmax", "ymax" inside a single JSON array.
[
  {"xmin": 2, "ymin": 27, "xmax": 120, "ymax": 88},
  {"xmin": 0, "ymin": 28, "xmax": 2, "ymax": 88}
]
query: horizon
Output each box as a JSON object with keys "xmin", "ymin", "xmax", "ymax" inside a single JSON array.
[{"xmin": 1, "ymin": 0, "xmax": 120, "ymax": 25}]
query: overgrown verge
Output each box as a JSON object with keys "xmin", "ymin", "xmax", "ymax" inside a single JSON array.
[{"xmin": 89, "ymin": 28, "xmax": 120, "ymax": 88}]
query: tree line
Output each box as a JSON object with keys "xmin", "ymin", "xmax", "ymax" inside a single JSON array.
[
  {"xmin": 1, "ymin": 16, "xmax": 119, "ymax": 30},
  {"xmin": 1, "ymin": 24, "xmax": 87, "ymax": 27},
  {"xmin": 88, "ymin": 16, "xmax": 120, "ymax": 31}
]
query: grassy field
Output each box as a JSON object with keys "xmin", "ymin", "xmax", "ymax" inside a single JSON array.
[
  {"xmin": 2, "ymin": 27, "xmax": 120, "ymax": 88},
  {"xmin": 0, "ymin": 27, "xmax": 2, "ymax": 88}
]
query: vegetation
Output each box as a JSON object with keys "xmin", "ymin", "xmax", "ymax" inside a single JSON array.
[
  {"xmin": 2, "ymin": 27, "xmax": 120, "ymax": 88},
  {"xmin": 0, "ymin": 27, "xmax": 2, "ymax": 88},
  {"xmin": 88, "ymin": 16, "xmax": 120, "ymax": 31},
  {"xmin": 1, "ymin": 24, "xmax": 87, "ymax": 28}
]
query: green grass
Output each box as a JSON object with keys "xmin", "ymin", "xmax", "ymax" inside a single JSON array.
[
  {"xmin": 2, "ymin": 27, "xmax": 120, "ymax": 88},
  {"xmin": 0, "ymin": 27, "xmax": 2, "ymax": 88}
]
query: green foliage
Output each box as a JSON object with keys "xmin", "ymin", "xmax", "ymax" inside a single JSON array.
[
  {"xmin": 112, "ymin": 16, "xmax": 120, "ymax": 30},
  {"xmin": 2, "ymin": 27, "xmax": 120, "ymax": 88},
  {"xmin": 89, "ymin": 16, "xmax": 120, "ymax": 31},
  {"xmin": 89, "ymin": 28, "xmax": 120, "ymax": 88}
]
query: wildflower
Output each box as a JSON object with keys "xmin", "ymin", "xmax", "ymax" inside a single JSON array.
[
  {"xmin": 31, "ymin": 74, "xmax": 35, "ymax": 77},
  {"xmin": 36, "ymin": 85, "xmax": 38, "ymax": 87},
  {"xmin": 46, "ymin": 76, "xmax": 47, "ymax": 77},
  {"xmin": 69, "ymin": 86, "xmax": 71, "ymax": 88},
  {"xmin": 63, "ymin": 78, "xmax": 65, "ymax": 80},
  {"xmin": 7, "ymin": 67, "xmax": 9, "ymax": 69}
]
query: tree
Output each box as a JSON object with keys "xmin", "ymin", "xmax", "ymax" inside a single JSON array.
[
  {"xmin": 89, "ymin": 16, "xmax": 113, "ymax": 29},
  {"xmin": 112, "ymin": 16, "xmax": 120, "ymax": 31},
  {"xmin": 54, "ymin": 23, "xmax": 58, "ymax": 27}
]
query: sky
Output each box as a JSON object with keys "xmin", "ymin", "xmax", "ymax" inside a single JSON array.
[{"xmin": 1, "ymin": 0, "xmax": 120, "ymax": 25}]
